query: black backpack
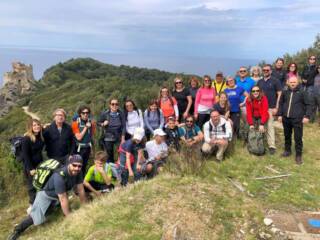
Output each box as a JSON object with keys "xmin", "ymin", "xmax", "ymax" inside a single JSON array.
[{"xmin": 9, "ymin": 136, "xmax": 24, "ymax": 162}]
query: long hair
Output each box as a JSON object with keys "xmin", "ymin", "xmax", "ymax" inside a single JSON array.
[
  {"xmin": 77, "ymin": 105, "xmax": 91, "ymax": 116},
  {"xmin": 287, "ymin": 62, "xmax": 298, "ymax": 75},
  {"xmin": 173, "ymin": 76, "xmax": 184, "ymax": 91},
  {"xmin": 248, "ymin": 86, "xmax": 264, "ymax": 102},
  {"xmin": 189, "ymin": 76, "xmax": 200, "ymax": 88},
  {"xmin": 202, "ymin": 75, "xmax": 212, "ymax": 88},
  {"xmin": 24, "ymin": 118, "xmax": 44, "ymax": 143},
  {"xmin": 159, "ymin": 86, "xmax": 172, "ymax": 99},
  {"xmin": 218, "ymin": 92, "xmax": 230, "ymax": 112},
  {"xmin": 124, "ymin": 99, "xmax": 139, "ymax": 121}
]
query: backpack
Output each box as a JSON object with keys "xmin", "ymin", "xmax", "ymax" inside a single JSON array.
[
  {"xmin": 182, "ymin": 126, "xmax": 197, "ymax": 139},
  {"xmin": 209, "ymin": 122, "xmax": 226, "ymax": 133},
  {"xmin": 247, "ymin": 129, "xmax": 265, "ymax": 156},
  {"xmin": 9, "ymin": 136, "xmax": 24, "ymax": 162},
  {"xmin": 32, "ymin": 159, "xmax": 62, "ymax": 191}
]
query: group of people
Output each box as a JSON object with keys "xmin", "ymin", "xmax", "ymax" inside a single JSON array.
[{"xmin": 8, "ymin": 56, "xmax": 318, "ymax": 239}]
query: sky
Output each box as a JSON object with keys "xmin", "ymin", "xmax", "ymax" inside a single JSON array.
[{"xmin": 0, "ymin": 0, "xmax": 319, "ymax": 60}]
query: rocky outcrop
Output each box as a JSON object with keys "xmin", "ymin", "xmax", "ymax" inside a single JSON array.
[{"xmin": 0, "ymin": 62, "xmax": 35, "ymax": 117}]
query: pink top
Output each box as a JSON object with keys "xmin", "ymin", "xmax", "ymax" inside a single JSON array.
[{"xmin": 194, "ymin": 87, "xmax": 216, "ymax": 114}]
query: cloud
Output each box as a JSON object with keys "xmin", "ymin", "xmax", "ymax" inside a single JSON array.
[{"xmin": 0, "ymin": 0, "xmax": 319, "ymax": 59}]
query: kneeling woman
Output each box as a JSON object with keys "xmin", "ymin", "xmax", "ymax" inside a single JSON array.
[
  {"xmin": 21, "ymin": 119, "xmax": 45, "ymax": 210},
  {"xmin": 118, "ymin": 127, "xmax": 145, "ymax": 185},
  {"xmin": 245, "ymin": 85, "xmax": 269, "ymax": 132}
]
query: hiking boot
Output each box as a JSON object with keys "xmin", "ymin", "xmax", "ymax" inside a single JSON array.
[
  {"xmin": 7, "ymin": 230, "xmax": 20, "ymax": 240},
  {"xmin": 281, "ymin": 151, "xmax": 291, "ymax": 157},
  {"xmin": 295, "ymin": 155, "xmax": 303, "ymax": 165},
  {"xmin": 269, "ymin": 148, "xmax": 276, "ymax": 155}
]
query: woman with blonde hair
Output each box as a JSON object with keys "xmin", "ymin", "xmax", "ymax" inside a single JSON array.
[
  {"xmin": 172, "ymin": 76, "xmax": 192, "ymax": 123},
  {"xmin": 250, "ymin": 66, "xmax": 262, "ymax": 83},
  {"xmin": 21, "ymin": 118, "xmax": 45, "ymax": 211}
]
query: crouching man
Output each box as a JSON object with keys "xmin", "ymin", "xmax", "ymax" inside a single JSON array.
[
  {"xmin": 201, "ymin": 110, "xmax": 233, "ymax": 161},
  {"xmin": 8, "ymin": 155, "xmax": 87, "ymax": 240}
]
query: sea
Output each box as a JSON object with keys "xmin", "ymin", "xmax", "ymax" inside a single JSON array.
[{"xmin": 0, "ymin": 48, "xmax": 262, "ymax": 84}]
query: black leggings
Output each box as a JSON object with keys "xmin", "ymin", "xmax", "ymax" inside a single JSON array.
[
  {"xmin": 197, "ymin": 113, "xmax": 210, "ymax": 129},
  {"xmin": 103, "ymin": 141, "xmax": 119, "ymax": 163},
  {"xmin": 24, "ymin": 171, "xmax": 36, "ymax": 205},
  {"xmin": 230, "ymin": 112, "xmax": 240, "ymax": 137}
]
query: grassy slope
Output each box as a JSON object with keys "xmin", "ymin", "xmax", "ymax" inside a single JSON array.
[{"xmin": 1, "ymin": 124, "xmax": 319, "ymax": 240}]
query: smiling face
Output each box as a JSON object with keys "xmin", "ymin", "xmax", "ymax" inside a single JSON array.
[
  {"xmin": 309, "ymin": 56, "xmax": 316, "ymax": 65},
  {"xmin": 68, "ymin": 163, "xmax": 83, "ymax": 176},
  {"xmin": 226, "ymin": 77, "xmax": 235, "ymax": 88},
  {"xmin": 54, "ymin": 110, "xmax": 65, "ymax": 125},
  {"xmin": 203, "ymin": 77, "xmax": 211, "ymax": 87},
  {"xmin": 110, "ymin": 99, "xmax": 119, "ymax": 112},
  {"xmin": 239, "ymin": 67, "xmax": 248, "ymax": 78},
  {"xmin": 32, "ymin": 121, "xmax": 41, "ymax": 135},
  {"xmin": 219, "ymin": 93, "xmax": 227, "ymax": 104},
  {"xmin": 251, "ymin": 86, "xmax": 260, "ymax": 99},
  {"xmin": 289, "ymin": 64, "xmax": 296, "ymax": 73},
  {"xmin": 161, "ymin": 88, "xmax": 169, "ymax": 97},
  {"xmin": 150, "ymin": 103, "xmax": 157, "ymax": 112},
  {"xmin": 262, "ymin": 65, "xmax": 272, "ymax": 78},
  {"xmin": 288, "ymin": 77, "xmax": 299, "ymax": 89},
  {"xmin": 210, "ymin": 111, "xmax": 220, "ymax": 126},
  {"xmin": 275, "ymin": 60, "xmax": 284, "ymax": 69},
  {"xmin": 80, "ymin": 108, "xmax": 90, "ymax": 121},
  {"xmin": 125, "ymin": 101, "xmax": 134, "ymax": 112}
]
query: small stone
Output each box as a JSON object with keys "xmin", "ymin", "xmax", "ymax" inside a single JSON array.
[
  {"xmin": 264, "ymin": 218, "xmax": 273, "ymax": 226},
  {"xmin": 250, "ymin": 229, "xmax": 255, "ymax": 234},
  {"xmin": 270, "ymin": 227, "xmax": 279, "ymax": 234}
]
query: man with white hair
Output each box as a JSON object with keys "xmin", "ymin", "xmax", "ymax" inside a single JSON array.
[{"xmin": 278, "ymin": 76, "xmax": 312, "ymax": 164}]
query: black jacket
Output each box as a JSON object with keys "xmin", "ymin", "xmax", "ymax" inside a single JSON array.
[
  {"xmin": 98, "ymin": 109, "xmax": 126, "ymax": 140},
  {"xmin": 43, "ymin": 122, "xmax": 74, "ymax": 159},
  {"xmin": 22, "ymin": 135, "xmax": 44, "ymax": 173},
  {"xmin": 272, "ymin": 68, "xmax": 287, "ymax": 87},
  {"xmin": 301, "ymin": 64, "xmax": 317, "ymax": 87},
  {"xmin": 278, "ymin": 85, "xmax": 312, "ymax": 119}
]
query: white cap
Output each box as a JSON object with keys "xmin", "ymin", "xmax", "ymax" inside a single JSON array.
[
  {"xmin": 133, "ymin": 127, "xmax": 145, "ymax": 141},
  {"xmin": 153, "ymin": 128, "xmax": 166, "ymax": 136}
]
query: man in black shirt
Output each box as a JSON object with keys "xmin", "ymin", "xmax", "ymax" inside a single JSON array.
[
  {"xmin": 301, "ymin": 55, "xmax": 318, "ymax": 122},
  {"xmin": 43, "ymin": 108, "xmax": 74, "ymax": 164},
  {"xmin": 257, "ymin": 64, "xmax": 282, "ymax": 154},
  {"xmin": 272, "ymin": 58, "xmax": 287, "ymax": 88},
  {"xmin": 8, "ymin": 155, "xmax": 87, "ymax": 240},
  {"xmin": 278, "ymin": 77, "xmax": 311, "ymax": 164}
]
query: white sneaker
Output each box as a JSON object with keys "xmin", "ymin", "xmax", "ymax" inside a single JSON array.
[{"xmin": 26, "ymin": 205, "xmax": 32, "ymax": 214}]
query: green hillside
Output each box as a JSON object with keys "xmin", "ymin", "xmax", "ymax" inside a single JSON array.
[{"xmin": 0, "ymin": 55, "xmax": 320, "ymax": 239}]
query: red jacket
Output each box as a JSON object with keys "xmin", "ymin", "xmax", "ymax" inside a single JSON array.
[{"xmin": 246, "ymin": 95, "xmax": 269, "ymax": 125}]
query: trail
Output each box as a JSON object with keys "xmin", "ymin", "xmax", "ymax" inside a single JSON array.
[{"xmin": 22, "ymin": 106, "xmax": 40, "ymax": 120}]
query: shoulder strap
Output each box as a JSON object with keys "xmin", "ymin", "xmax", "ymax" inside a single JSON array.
[{"xmin": 169, "ymin": 97, "xmax": 174, "ymax": 107}]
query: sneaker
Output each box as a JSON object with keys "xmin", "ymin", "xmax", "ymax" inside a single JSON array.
[
  {"xmin": 7, "ymin": 230, "xmax": 20, "ymax": 240},
  {"xmin": 295, "ymin": 155, "xmax": 303, "ymax": 165},
  {"xmin": 281, "ymin": 151, "xmax": 291, "ymax": 157},
  {"xmin": 269, "ymin": 148, "xmax": 276, "ymax": 155}
]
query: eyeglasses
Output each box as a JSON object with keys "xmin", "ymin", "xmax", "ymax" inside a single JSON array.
[
  {"xmin": 81, "ymin": 112, "xmax": 89, "ymax": 115},
  {"xmin": 204, "ymin": 80, "xmax": 211, "ymax": 82},
  {"xmin": 239, "ymin": 70, "xmax": 247, "ymax": 73},
  {"xmin": 110, "ymin": 103, "xmax": 119, "ymax": 106},
  {"xmin": 175, "ymin": 81, "xmax": 183, "ymax": 84},
  {"xmin": 72, "ymin": 164, "xmax": 82, "ymax": 169},
  {"xmin": 262, "ymin": 69, "xmax": 270, "ymax": 72},
  {"xmin": 310, "ymin": 58, "xmax": 316, "ymax": 60},
  {"xmin": 252, "ymin": 90, "xmax": 260, "ymax": 93}
]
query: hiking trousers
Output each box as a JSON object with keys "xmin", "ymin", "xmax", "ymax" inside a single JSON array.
[
  {"xmin": 202, "ymin": 140, "xmax": 228, "ymax": 161},
  {"xmin": 282, "ymin": 117, "xmax": 303, "ymax": 156},
  {"xmin": 266, "ymin": 109, "xmax": 276, "ymax": 149}
]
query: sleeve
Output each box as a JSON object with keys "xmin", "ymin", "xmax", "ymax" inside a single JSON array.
[
  {"xmin": 68, "ymin": 126, "xmax": 75, "ymax": 154},
  {"xmin": 84, "ymin": 167, "xmax": 94, "ymax": 182},
  {"xmin": 159, "ymin": 110, "xmax": 165, "ymax": 129},
  {"xmin": 144, "ymin": 110, "xmax": 153, "ymax": 133},
  {"xmin": 260, "ymin": 96, "xmax": 269, "ymax": 125},
  {"xmin": 145, "ymin": 141, "xmax": 154, "ymax": 161},
  {"xmin": 138, "ymin": 109, "xmax": 144, "ymax": 128},
  {"xmin": 185, "ymin": 88, "xmax": 191, "ymax": 97},
  {"xmin": 203, "ymin": 122, "xmax": 211, "ymax": 143},
  {"xmin": 177, "ymin": 127, "xmax": 185, "ymax": 138},
  {"xmin": 71, "ymin": 121, "xmax": 80, "ymax": 134},
  {"xmin": 301, "ymin": 66, "xmax": 307, "ymax": 80},
  {"xmin": 303, "ymin": 91, "xmax": 312, "ymax": 118},
  {"xmin": 22, "ymin": 137, "xmax": 33, "ymax": 172},
  {"xmin": 172, "ymin": 97, "xmax": 179, "ymax": 118},
  {"xmin": 91, "ymin": 121, "xmax": 96, "ymax": 135},
  {"xmin": 53, "ymin": 174, "xmax": 67, "ymax": 195},
  {"xmin": 195, "ymin": 125, "xmax": 201, "ymax": 134},
  {"xmin": 76, "ymin": 172, "xmax": 84, "ymax": 184},
  {"xmin": 275, "ymin": 79, "xmax": 282, "ymax": 92},
  {"xmin": 245, "ymin": 100, "xmax": 254, "ymax": 126},
  {"xmin": 225, "ymin": 120, "xmax": 233, "ymax": 141},
  {"xmin": 194, "ymin": 89, "xmax": 201, "ymax": 114},
  {"xmin": 97, "ymin": 111, "xmax": 106, "ymax": 127},
  {"xmin": 121, "ymin": 112, "xmax": 126, "ymax": 136},
  {"xmin": 277, "ymin": 90, "xmax": 284, "ymax": 116}
]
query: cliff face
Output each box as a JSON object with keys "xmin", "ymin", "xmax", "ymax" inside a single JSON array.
[{"xmin": 0, "ymin": 62, "xmax": 35, "ymax": 117}]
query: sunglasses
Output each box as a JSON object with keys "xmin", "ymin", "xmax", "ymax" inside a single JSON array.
[
  {"xmin": 239, "ymin": 70, "xmax": 247, "ymax": 73},
  {"xmin": 204, "ymin": 80, "xmax": 211, "ymax": 82},
  {"xmin": 175, "ymin": 81, "xmax": 183, "ymax": 84},
  {"xmin": 252, "ymin": 90, "xmax": 260, "ymax": 93},
  {"xmin": 310, "ymin": 58, "xmax": 316, "ymax": 60},
  {"xmin": 110, "ymin": 103, "xmax": 119, "ymax": 106},
  {"xmin": 81, "ymin": 112, "xmax": 89, "ymax": 115},
  {"xmin": 72, "ymin": 164, "xmax": 82, "ymax": 169},
  {"xmin": 262, "ymin": 69, "xmax": 270, "ymax": 72}
]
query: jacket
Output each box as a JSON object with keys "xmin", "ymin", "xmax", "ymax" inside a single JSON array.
[
  {"xmin": 301, "ymin": 64, "xmax": 317, "ymax": 87},
  {"xmin": 278, "ymin": 85, "xmax": 312, "ymax": 119},
  {"xmin": 246, "ymin": 96, "xmax": 269, "ymax": 126},
  {"xmin": 203, "ymin": 117, "xmax": 232, "ymax": 143}
]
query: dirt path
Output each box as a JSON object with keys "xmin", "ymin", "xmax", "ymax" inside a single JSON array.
[{"xmin": 22, "ymin": 106, "xmax": 40, "ymax": 120}]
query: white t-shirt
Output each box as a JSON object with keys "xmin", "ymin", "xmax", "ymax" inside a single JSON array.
[
  {"xmin": 145, "ymin": 140, "xmax": 168, "ymax": 162},
  {"xmin": 126, "ymin": 110, "xmax": 144, "ymax": 135}
]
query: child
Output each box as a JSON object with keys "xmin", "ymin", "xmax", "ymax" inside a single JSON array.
[
  {"xmin": 141, "ymin": 129, "xmax": 168, "ymax": 178},
  {"xmin": 83, "ymin": 151, "xmax": 115, "ymax": 196},
  {"xmin": 164, "ymin": 117, "xmax": 181, "ymax": 151},
  {"xmin": 118, "ymin": 127, "xmax": 145, "ymax": 185}
]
